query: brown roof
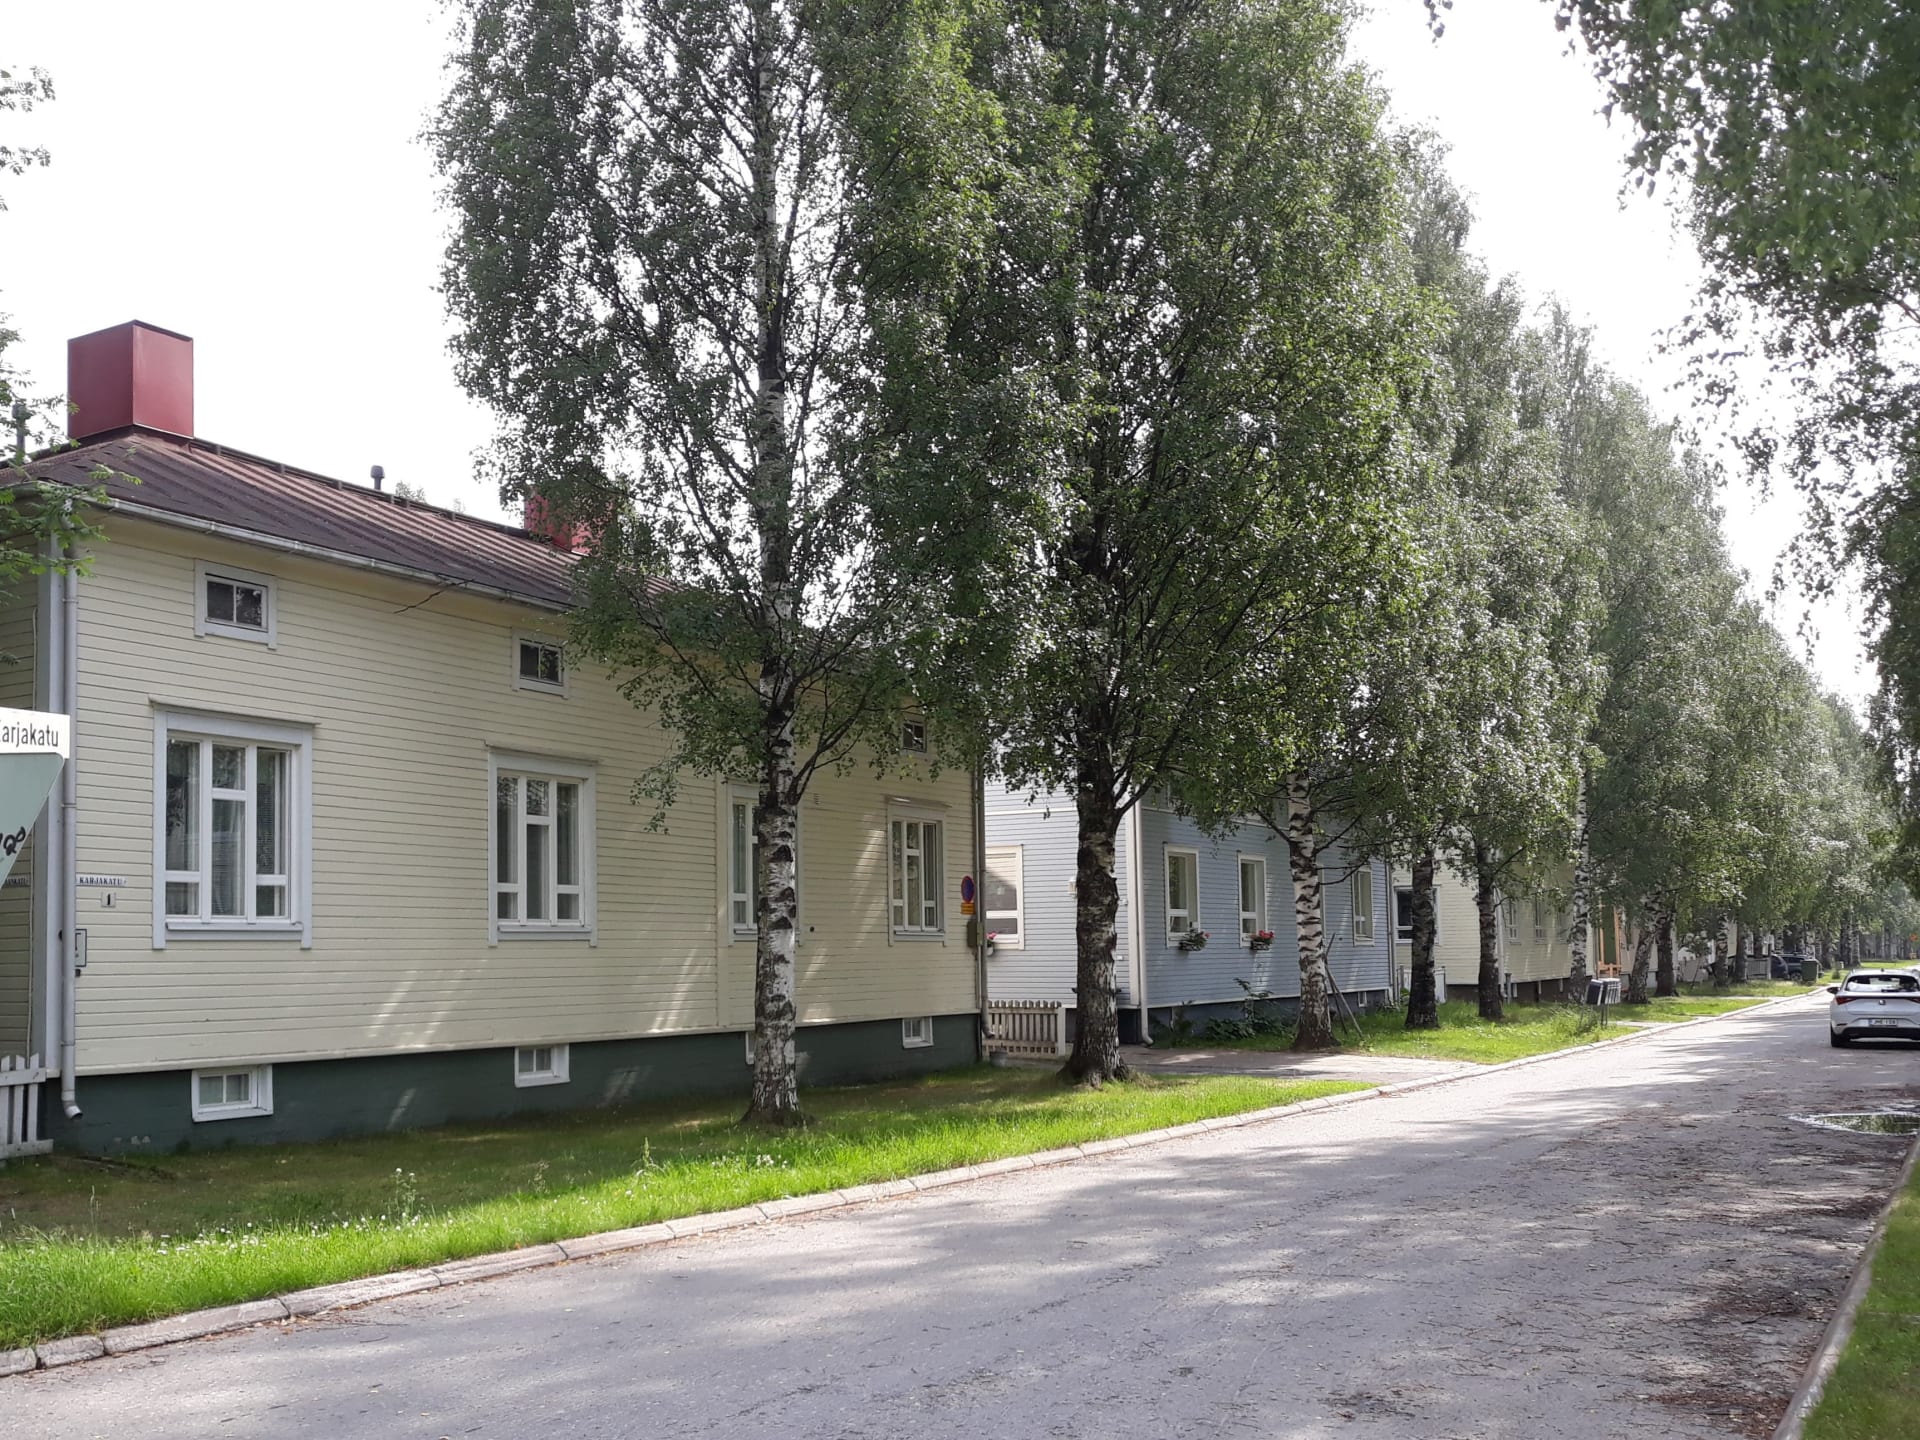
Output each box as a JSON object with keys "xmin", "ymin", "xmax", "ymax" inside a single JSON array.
[{"xmin": 25, "ymin": 427, "xmax": 576, "ymax": 608}]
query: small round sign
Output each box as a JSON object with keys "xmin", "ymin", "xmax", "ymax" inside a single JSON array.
[{"xmin": 960, "ymin": 875, "xmax": 977, "ymax": 905}]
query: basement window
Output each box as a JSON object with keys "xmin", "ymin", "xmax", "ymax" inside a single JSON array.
[
  {"xmin": 190, "ymin": 1065, "xmax": 273, "ymax": 1122},
  {"xmin": 195, "ymin": 562, "xmax": 276, "ymax": 646},
  {"xmin": 902, "ymin": 1016, "xmax": 934, "ymax": 1049},
  {"xmin": 513, "ymin": 1044, "xmax": 570, "ymax": 1088}
]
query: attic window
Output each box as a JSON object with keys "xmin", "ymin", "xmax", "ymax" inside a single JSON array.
[
  {"xmin": 516, "ymin": 637, "xmax": 565, "ymax": 694},
  {"xmin": 195, "ymin": 563, "xmax": 276, "ymax": 646},
  {"xmin": 901, "ymin": 718, "xmax": 928, "ymax": 755}
]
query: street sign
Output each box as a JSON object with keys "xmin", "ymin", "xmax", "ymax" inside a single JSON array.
[
  {"xmin": 960, "ymin": 874, "xmax": 976, "ymax": 916},
  {"xmin": 0, "ymin": 708, "xmax": 69, "ymax": 889}
]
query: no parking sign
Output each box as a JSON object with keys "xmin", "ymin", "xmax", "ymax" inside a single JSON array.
[{"xmin": 960, "ymin": 874, "xmax": 976, "ymax": 916}]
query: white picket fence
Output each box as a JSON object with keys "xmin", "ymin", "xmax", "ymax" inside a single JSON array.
[
  {"xmin": 986, "ymin": 1000, "xmax": 1068, "ymax": 1059},
  {"xmin": 1, "ymin": 1053, "xmax": 51, "ymax": 1160}
]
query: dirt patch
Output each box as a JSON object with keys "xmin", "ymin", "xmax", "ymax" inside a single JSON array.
[
  {"xmin": 1651, "ymin": 1381, "xmax": 1782, "ymax": 1440},
  {"xmin": 1325, "ymin": 1389, "xmax": 1418, "ymax": 1422}
]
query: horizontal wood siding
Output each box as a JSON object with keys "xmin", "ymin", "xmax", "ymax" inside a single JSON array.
[
  {"xmin": 0, "ymin": 590, "xmax": 36, "ymax": 1053},
  {"xmin": 1323, "ymin": 846, "xmax": 1392, "ymax": 998},
  {"xmin": 1142, "ymin": 808, "xmax": 1294, "ymax": 1007},
  {"xmin": 70, "ymin": 523, "xmax": 975, "ymax": 1074},
  {"xmin": 1390, "ymin": 864, "xmax": 1483, "ymax": 991},
  {"xmin": 1139, "ymin": 809, "xmax": 1390, "ymax": 1008},
  {"xmin": 982, "ymin": 780, "xmax": 1085, "ymax": 1003}
]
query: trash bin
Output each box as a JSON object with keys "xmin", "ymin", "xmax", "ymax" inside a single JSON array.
[{"xmin": 1800, "ymin": 958, "xmax": 1820, "ymax": 984}]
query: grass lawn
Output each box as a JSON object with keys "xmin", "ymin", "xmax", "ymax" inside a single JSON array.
[
  {"xmin": 1160, "ymin": 1000, "xmax": 1629, "ymax": 1064},
  {"xmin": 1804, "ymin": 1154, "xmax": 1920, "ymax": 1440},
  {"xmin": 1680, "ymin": 977, "xmax": 1826, "ymax": 999},
  {"xmin": 0, "ymin": 1067, "xmax": 1358, "ymax": 1350},
  {"xmin": 1616, "ymin": 994, "xmax": 1772, "ymax": 1020}
]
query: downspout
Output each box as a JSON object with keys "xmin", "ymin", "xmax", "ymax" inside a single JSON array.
[
  {"xmin": 1125, "ymin": 800, "xmax": 1147, "ymax": 1043},
  {"xmin": 59, "ymin": 549, "xmax": 80, "ymax": 1119},
  {"xmin": 973, "ymin": 765, "xmax": 987, "ymax": 1060}
]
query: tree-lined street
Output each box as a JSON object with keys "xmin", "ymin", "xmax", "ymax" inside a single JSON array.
[{"xmin": 9, "ymin": 1000, "xmax": 1907, "ymax": 1439}]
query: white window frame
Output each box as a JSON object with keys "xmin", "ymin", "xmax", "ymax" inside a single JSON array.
[
  {"xmin": 887, "ymin": 801, "xmax": 948, "ymax": 941},
  {"xmin": 901, "ymin": 717, "xmax": 929, "ymax": 755},
  {"xmin": 1353, "ymin": 867, "xmax": 1375, "ymax": 944},
  {"xmin": 1394, "ymin": 884, "xmax": 1442, "ymax": 945},
  {"xmin": 152, "ymin": 709, "xmax": 313, "ymax": 949},
  {"xmin": 513, "ymin": 1043, "xmax": 570, "ymax": 1087},
  {"xmin": 489, "ymin": 751, "xmax": 597, "ymax": 944},
  {"xmin": 1503, "ymin": 898, "xmax": 1519, "ymax": 941},
  {"xmin": 190, "ymin": 1064, "xmax": 273, "ymax": 1122},
  {"xmin": 1533, "ymin": 895, "xmax": 1549, "ymax": 942},
  {"xmin": 723, "ymin": 783, "xmax": 802, "ymax": 944},
  {"xmin": 512, "ymin": 633, "xmax": 567, "ymax": 696},
  {"xmin": 1237, "ymin": 854, "xmax": 1266, "ymax": 944},
  {"xmin": 1165, "ymin": 846, "xmax": 1200, "ymax": 939},
  {"xmin": 193, "ymin": 560, "xmax": 277, "ymax": 647},
  {"xmin": 983, "ymin": 844, "xmax": 1025, "ymax": 950},
  {"xmin": 901, "ymin": 1016, "xmax": 933, "ymax": 1049}
]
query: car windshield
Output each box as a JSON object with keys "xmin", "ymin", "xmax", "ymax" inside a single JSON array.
[{"xmin": 1844, "ymin": 974, "xmax": 1920, "ymax": 993}]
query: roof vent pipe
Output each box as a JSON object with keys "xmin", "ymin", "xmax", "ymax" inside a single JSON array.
[{"xmin": 370, "ymin": 464, "xmax": 385, "ymax": 493}]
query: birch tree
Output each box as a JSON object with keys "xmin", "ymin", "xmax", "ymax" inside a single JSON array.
[
  {"xmin": 434, "ymin": 0, "xmax": 1005, "ymax": 1124},
  {"xmin": 952, "ymin": 0, "xmax": 1432, "ymax": 1079}
]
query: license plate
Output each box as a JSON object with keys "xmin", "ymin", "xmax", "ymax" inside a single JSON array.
[{"xmin": 1869, "ymin": 1018, "xmax": 1903, "ymax": 1027}]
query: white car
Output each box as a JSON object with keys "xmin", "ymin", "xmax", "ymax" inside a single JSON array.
[{"xmin": 1828, "ymin": 970, "xmax": 1920, "ymax": 1046}]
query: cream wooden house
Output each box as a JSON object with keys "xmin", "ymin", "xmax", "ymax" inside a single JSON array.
[
  {"xmin": 2, "ymin": 322, "xmax": 983, "ymax": 1153},
  {"xmin": 1388, "ymin": 863, "xmax": 1586, "ymax": 1003}
]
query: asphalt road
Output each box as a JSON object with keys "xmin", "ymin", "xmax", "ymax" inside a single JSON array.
[{"xmin": 10, "ymin": 998, "xmax": 1917, "ymax": 1440}]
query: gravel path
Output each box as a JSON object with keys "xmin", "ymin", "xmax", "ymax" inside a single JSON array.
[{"xmin": 9, "ymin": 997, "xmax": 1915, "ymax": 1439}]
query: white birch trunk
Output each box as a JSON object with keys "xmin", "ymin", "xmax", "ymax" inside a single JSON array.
[
  {"xmin": 1566, "ymin": 775, "xmax": 1591, "ymax": 990},
  {"xmin": 1285, "ymin": 772, "xmax": 1337, "ymax": 1050}
]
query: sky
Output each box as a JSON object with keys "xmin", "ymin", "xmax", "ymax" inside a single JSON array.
[{"xmin": 1, "ymin": 0, "xmax": 1873, "ymax": 700}]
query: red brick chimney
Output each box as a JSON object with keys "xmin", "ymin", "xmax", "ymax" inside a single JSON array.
[
  {"xmin": 523, "ymin": 492, "xmax": 589, "ymax": 554},
  {"xmin": 67, "ymin": 321, "xmax": 194, "ymax": 442}
]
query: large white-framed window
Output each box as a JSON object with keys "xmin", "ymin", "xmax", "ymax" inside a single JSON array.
[
  {"xmin": 194, "ymin": 561, "xmax": 277, "ymax": 647},
  {"xmin": 1533, "ymin": 895, "xmax": 1549, "ymax": 942},
  {"xmin": 490, "ymin": 751, "xmax": 596, "ymax": 942},
  {"xmin": 513, "ymin": 633, "xmax": 566, "ymax": 695},
  {"xmin": 1503, "ymin": 898, "xmax": 1519, "ymax": 941},
  {"xmin": 725, "ymin": 784, "xmax": 801, "ymax": 942},
  {"xmin": 984, "ymin": 844, "xmax": 1024, "ymax": 948},
  {"xmin": 190, "ymin": 1064, "xmax": 273, "ymax": 1122},
  {"xmin": 888, "ymin": 804, "xmax": 946, "ymax": 939},
  {"xmin": 1237, "ymin": 855, "xmax": 1266, "ymax": 942},
  {"xmin": 1166, "ymin": 846, "xmax": 1200, "ymax": 939},
  {"xmin": 1353, "ymin": 866, "xmax": 1375, "ymax": 943},
  {"xmin": 513, "ymin": 1044, "xmax": 570, "ymax": 1087},
  {"xmin": 154, "ymin": 710, "xmax": 312, "ymax": 947}
]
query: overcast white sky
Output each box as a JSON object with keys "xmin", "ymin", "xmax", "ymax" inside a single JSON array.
[{"xmin": 1, "ymin": 0, "xmax": 1872, "ymax": 700}]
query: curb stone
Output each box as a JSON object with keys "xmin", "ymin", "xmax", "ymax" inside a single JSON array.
[
  {"xmin": 1770, "ymin": 1123, "xmax": 1920, "ymax": 1440},
  {"xmin": 103, "ymin": 1299, "xmax": 290, "ymax": 1356},
  {"xmin": 3, "ymin": 991, "xmax": 1818, "ymax": 1378},
  {"xmin": 34, "ymin": 1336, "xmax": 104, "ymax": 1369}
]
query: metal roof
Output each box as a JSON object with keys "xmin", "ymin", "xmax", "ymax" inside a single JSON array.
[{"xmin": 25, "ymin": 427, "xmax": 576, "ymax": 608}]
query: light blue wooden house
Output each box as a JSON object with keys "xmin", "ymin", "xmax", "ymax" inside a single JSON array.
[{"xmin": 983, "ymin": 779, "xmax": 1392, "ymax": 1042}]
